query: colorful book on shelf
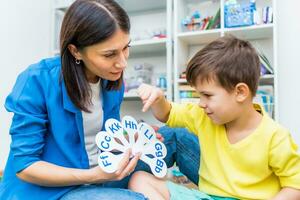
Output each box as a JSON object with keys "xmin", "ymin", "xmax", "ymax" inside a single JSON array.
[
  {"xmin": 259, "ymin": 52, "xmax": 273, "ymax": 74},
  {"xmin": 179, "ymin": 90, "xmax": 200, "ymax": 98},
  {"xmin": 207, "ymin": 8, "xmax": 220, "ymax": 30},
  {"xmin": 254, "ymin": 85, "xmax": 274, "ymax": 117},
  {"xmin": 263, "ymin": 6, "xmax": 273, "ymax": 24}
]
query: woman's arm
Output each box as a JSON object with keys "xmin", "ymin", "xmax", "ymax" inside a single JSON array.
[
  {"xmin": 271, "ymin": 187, "xmax": 300, "ymax": 200},
  {"xmin": 17, "ymin": 150, "xmax": 140, "ymax": 187}
]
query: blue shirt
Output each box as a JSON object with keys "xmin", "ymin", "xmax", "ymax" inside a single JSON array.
[{"xmin": 0, "ymin": 56, "xmax": 124, "ymax": 199}]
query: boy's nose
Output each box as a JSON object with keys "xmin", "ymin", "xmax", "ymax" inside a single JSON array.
[{"xmin": 198, "ymin": 100, "xmax": 207, "ymax": 108}]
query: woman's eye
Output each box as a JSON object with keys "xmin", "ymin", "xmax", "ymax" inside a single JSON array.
[
  {"xmin": 124, "ymin": 45, "xmax": 131, "ymax": 50},
  {"xmin": 104, "ymin": 54, "xmax": 115, "ymax": 58}
]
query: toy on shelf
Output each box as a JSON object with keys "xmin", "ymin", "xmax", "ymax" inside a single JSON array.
[
  {"xmin": 124, "ymin": 63, "xmax": 153, "ymax": 93},
  {"xmin": 224, "ymin": 0, "xmax": 256, "ymax": 28},
  {"xmin": 95, "ymin": 116, "xmax": 167, "ymax": 178},
  {"xmin": 181, "ymin": 9, "xmax": 220, "ymax": 32}
]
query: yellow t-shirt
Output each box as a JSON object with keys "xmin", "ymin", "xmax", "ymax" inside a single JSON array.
[{"xmin": 166, "ymin": 103, "xmax": 300, "ymax": 200}]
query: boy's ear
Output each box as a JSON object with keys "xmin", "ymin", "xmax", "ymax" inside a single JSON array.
[
  {"xmin": 234, "ymin": 83, "xmax": 250, "ymax": 102},
  {"xmin": 67, "ymin": 44, "xmax": 82, "ymax": 60}
]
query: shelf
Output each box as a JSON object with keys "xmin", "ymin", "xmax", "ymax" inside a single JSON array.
[
  {"xmin": 116, "ymin": 0, "xmax": 166, "ymax": 13},
  {"xmin": 177, "ymin": 29, "xmax": 221, "ymax": 45},
  {"xmin": 224, "ymin": 24, "xmax": 274, "ymax": 40},
  {"xmin": 130, "ymin": 38, "xmax": 167, "ymax": 55},
  {"xmin": 124, "ymin": 90, "xmax": 167, "ymax": 101},
  {"xmin": 124, "ymin": 93, "xmax": 140, "ymax": 101},
  {"xmin": 178, "ymin": 78, "xmax": 187, "ymax": 83},
  {"xmin": 180, "ymin": 98, "xmax": 200, "ymax": 104}
]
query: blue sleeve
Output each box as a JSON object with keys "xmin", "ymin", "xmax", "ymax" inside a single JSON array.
[{"xmin": 5, "ymin": 67, "xmax": 48, "ymax": 173}]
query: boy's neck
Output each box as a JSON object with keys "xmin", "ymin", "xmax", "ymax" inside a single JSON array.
[{"xmin": 224, "ymin": 103, "xmax": 263, "ymax": 144}]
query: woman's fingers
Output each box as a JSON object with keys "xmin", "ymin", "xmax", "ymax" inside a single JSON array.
[
  {"xmin": 114, "ymin": 150, "xmax": 141, "ymax": 179},
  {"xmin": 121, "ymin": 152, "xmax": 141, "ymax": 177},
  {"xmin": 115, "ymin": 149, "xmax": 131, "ymax": 176}
]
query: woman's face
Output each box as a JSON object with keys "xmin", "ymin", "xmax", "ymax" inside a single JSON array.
[{"xmin": 77, "ymin": 29, "xmax": 130, "ymax": 83}]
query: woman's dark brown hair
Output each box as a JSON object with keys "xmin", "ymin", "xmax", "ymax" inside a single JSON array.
[
  {"xmin": 60, "ymin": 0, "xmax": 130, "ymax": 112},
  {"xmin": 186, "ymin": 35, "xmax": 260, "ymax": 96}
]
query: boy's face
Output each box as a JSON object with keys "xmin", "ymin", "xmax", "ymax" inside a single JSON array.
[{"xmin": 195, "ymin": 79, "xmax": 240, "ymax": 125}]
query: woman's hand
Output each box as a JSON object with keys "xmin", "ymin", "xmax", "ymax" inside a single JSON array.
[{"xmin": 86, "ymin": 149, "xmax": 141, "ymax": 184}]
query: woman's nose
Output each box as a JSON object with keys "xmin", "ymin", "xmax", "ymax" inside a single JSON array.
[{"xmin": 116, "ymin": 53, "xmax": 127, "ymax": 69}]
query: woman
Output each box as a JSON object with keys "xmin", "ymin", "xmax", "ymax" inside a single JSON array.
[
  {"xmin": 0, "ymin": 0, "xmax": 143, "ymax": 199},
  {"xmin": 0, "ymin": 0, "xmax": 200, "ymax": 199}
]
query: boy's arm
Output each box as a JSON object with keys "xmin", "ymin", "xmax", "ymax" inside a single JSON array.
[
  {"xmin": 271, "ymin": 187, "xmax": 300, "ymax": 200},
  {"xmin": 268, "ymin": 131, "xmax": 300, "ymax": 200},
  {"xmin": 138, "ymin": 84, "xmax": 171, "ymax": 123}
]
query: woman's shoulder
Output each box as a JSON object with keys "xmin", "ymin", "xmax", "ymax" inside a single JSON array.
[
  {"xmin": 11, "ymin": 56, "xmax": 62, "ymax": 95},
  {"xmin": 19, "ymin": 56, "xmax": 61, "ymax": 83},
  {"xmin": 26, "ymin": 56, "xmax": 61, "ymax": 73}
]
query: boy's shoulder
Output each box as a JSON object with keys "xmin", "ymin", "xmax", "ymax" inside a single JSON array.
[{"xmin": 262, "ymin": 114, "xmax": 292, "ymax": 146}]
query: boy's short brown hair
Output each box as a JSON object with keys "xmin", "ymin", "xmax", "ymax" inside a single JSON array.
[{"xmin": 186, "ymin": 35, "xmax": 260, "ymax": 96}]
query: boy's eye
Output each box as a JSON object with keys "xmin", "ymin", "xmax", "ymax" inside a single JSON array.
[{"xmin": 202, "ymin": 93, "xmax": 212, "ymax": 98}]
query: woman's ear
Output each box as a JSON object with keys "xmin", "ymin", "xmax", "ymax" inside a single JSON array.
[
  {"xmin": 67, "ymin": 44, "xmax": 82, "ymax": 60},
  {"xmin": 234, "ymin": 83, "xmax": 250, "ymax": 102}
]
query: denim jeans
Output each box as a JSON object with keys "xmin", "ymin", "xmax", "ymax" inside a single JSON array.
[
  {"xmin": 60, "ymin": 126, "xmax": 200, "ymax": 200},
  {"xmin": 60, "ymin": 185, "xmax": 148, "ymax": 200}
]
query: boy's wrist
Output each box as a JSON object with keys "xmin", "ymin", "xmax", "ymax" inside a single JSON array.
[{"xmin": 153, "ymin": 91, "xmax": 166, "ymax": 107}]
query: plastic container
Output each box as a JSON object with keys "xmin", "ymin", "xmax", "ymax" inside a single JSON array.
[{"xmin": 224, "ymin": 0, "xmax": 256, "ymax": 28}]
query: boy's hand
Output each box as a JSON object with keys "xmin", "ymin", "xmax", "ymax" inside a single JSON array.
[
  {"xmin": 137, "ymin": 84, "xmax": 164, "ymax": 112},
  {"xmin": 151, "ymin": 125, "xmax": 164, "ymax": 142},
  {"xmin": 156, "ymin": 132, "xmax": 164, "ymax": 142}
]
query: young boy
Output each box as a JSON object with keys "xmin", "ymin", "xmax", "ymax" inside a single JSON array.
[{"xmin": 129, "ymin": 36, "xmax": 300, "ymax": 200}]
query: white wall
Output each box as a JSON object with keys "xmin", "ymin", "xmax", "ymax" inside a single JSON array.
[
  {"xmin": 277, "ymin": 1, "xmax": 300, "ymax": 146},
  {"xmin": 0, "ymin": 1, "xmax": 51, "ymax": 168}
]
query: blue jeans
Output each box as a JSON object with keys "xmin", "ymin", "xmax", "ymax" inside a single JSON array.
[
  {"xmin": 60, "ymin": 185, "xmax": 147, "ymax": 200},
  {"xmin": 60, "ymin": 126, "xmax": 200, "ymax": 200}
]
